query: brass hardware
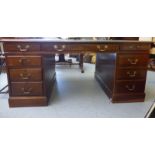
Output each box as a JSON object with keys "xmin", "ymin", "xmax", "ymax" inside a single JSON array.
[
  {"xmin": 127, "ymin": 58, "xmax": 138, "ymax": 65},
  {"xmin": 136, "ymin": 45, "xmax": 141, "ymax": 48},
  {"xmin": 53, "ymin": 45, "xmax": 66, "ymax": 52},
  {"xmin": 20, "ymin": 73, "xmax": 31, "ymax": 80},
  {"xmin": 97, "ymin": 45, "xmax": 108, "ymax": 51},
  {"xmin": 17, "ymin": 45, "xmax": 30, "ymax": 52},
  {"xmin": 129, "ymin": 45, "xmax": 134, "ymax": 49},
  {"xmin": 126, "ymin": 71, "xmax": 137, "ymax": 77},
  {"xmin": 21, "ymin": 87, "xmax": 32, "ymax": 95},
  {"xmin": 18, "ymin": 58, "xmax": 30, "ymax": 64},
  {"xmin": 126, "ymin": 85, "xmax": 135, "ymax": 91}
]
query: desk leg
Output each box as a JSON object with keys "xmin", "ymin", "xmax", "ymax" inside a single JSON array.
[{"xmin": 79, "ymin": 54, "xmax": 84, "ymax": 73}]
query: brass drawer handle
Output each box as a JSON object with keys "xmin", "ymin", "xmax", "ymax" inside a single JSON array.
[
  {"xmin": 97, "ymin": 45, "xmax": 108, "ymax": 51},
  {"xmin": 21, "ymin": 87, "xmax": 32, "ymax": 95},
  {"xmin": 128, "ymin": 45, "xmax": 134, "ymax": 49},
  {"xmin": 126, "ymin": 85, "xmax": 135, "ymax": 91},
  {"xmin": 129, "ymin": 45, "xmax": 142, "ymax": 49},
  {"xmin": 20, "ymin": 73, "xmax": 31, "ymax": 80},
  {"xmin": 18, "ymin": 58, "xmax": 30, "ymax": 64},
  {"xmin": 54, "ymin": 45, "xmax": 66, "ymax": 52},
  {"xmin": 136, "ymin": 45, "xmax": 141, "ymax": 48},
  {"xmin": 17, "ymin": 45, "xmax": 30, "ymax": 52},
  {"xmin": 127, "ymin": 58, "xmax": 138, "ymax": 65},
  {"xmin": 126, "ymin": 71, "xmax": 137, "ymax": 77}
]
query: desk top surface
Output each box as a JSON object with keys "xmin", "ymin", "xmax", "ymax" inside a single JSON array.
[{"xmin": 0, "ymin": 38, "xmax": 152, "ymax": 43}]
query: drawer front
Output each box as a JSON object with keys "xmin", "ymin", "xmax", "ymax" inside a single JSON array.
[
  {"xmin": 7, "ymin": 56, "xmax": 42, "ymax": 67},
  {"xmin": 41, "ymin": 43, "xmax": 119, "ymax": 52},
  {"xmin": 41, "ymin": 43, "xmax": 86, "ymax": 51},
  {"xmin": 4, "ymin": 42, "xmax": 40, "ymax": 52},
  {"xmin": 96, "ymin": 44, "xmax": 119, "ymax": 52},
  {"xmin": 9, "ymin": 68, "xmax": 42, "ymax": 82},
  {"xmin": 114, "ymin": 81, "xmax": 145, "ymax": 93},
  {"xmin": 120, "ymin": 43, "xmax": 151, "ymax": 51},
  {"xmin": 66, "ymin": 44, "xmax": 98, "ymax": 51},
  {"xmin": 11, "ymin": 82, "xmax": 43, "ymax": 96},
  {"xmin": 118, "ymin": 54, "xmax": 149, "ymax": 67},
  {"xmin": 116, "ymin": 69, "xmax": 147, "ymax": 80}
]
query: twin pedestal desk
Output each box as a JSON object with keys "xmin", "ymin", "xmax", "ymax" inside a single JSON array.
[{"xmin": 0, "ymin": 38, "xmax": 152, "ymax": 107}]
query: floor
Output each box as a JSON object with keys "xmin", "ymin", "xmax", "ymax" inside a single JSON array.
[{"xmin": 0, "ymin": 63, "xmax": 155, "ymax": 118}]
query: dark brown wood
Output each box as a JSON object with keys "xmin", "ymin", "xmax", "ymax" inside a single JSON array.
[
  {"xmin": 42, "ymin": 55, "xmax": 56, "ymax": 100},
  {"xmin": 112, "ymin": 93, "xmax": 145, "ymax": 103},
  {"xmin": 114, "ymin": 80, "xmax": 146, "ymax": 93},
  {"xmin": 3, "ymin": 42, "xmax": 40, "ymax": 52},
  {"xmin": 116, "ymin": 68, "xmax": 147, "ymax": 80},
  {"xmin": 120, "ymin": 43, "xmax": 151, "ymax": 51},
  {"xmin": 110, "ymin": 51, "xmax": 149, "ymax": 103},
  {"xmin": 9, "ymin": 68, "xmax": 42, "ymax": 82},
  {"xmin": 117, "ymin": 53, "xmax": 149, "ymax": 67},
  {"xmin": 9, "ymin": 96, "xmax": 47, "ymax": 107},
  {"xmin": 11, "ymin": 82, "xmax": 43, "ymax": 96},
  {"xmin": 1, "ymin": 38, "xmax": 152, "ymax": 107},
  {"xmin": 40, "ymin": 43, "xmax": 119, "ymax": 52},
  {"xmin": 6, "ymin": 56, "xmax": 42, "ymax": 67},
  {"xmin": 95, "ymin": 53, "xmax": 117, "ymax": 98}
]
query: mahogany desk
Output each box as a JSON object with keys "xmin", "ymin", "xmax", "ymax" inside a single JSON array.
[{"xmin": 0, "ymin": 38, "xmax": 152, "ymax": 107}]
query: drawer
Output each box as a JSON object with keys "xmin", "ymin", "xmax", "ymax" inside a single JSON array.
[
  {"xmin": 66, "ymin": 44, "xmax": 99, "ymax": 51},
  {"xmin": 9, "ymin": 68, "xmax": 42, "ymax": 82},
  {"xmin": 3, "ymin": 42, "xmax": 40, "ymax": 52},
  {"xmin": 114, "ymin": 81, "xmax": 145, "ymax": 93},
  {"xmin": 41, "ymin": 43, "xmax": 86, "ymax": 51},
  {"xmin": 116, "ymin": 68, "xmax": 147, "ymax": 80},
  {"xmin": 120, "ymin": 43, "xmax": 151, "ymax": 51},
  {"xmin": 7, "ymin": 56, "xmax": 42, "ymax": 67},
  {"xmin": 11, "ymin": 82, "xmax": 43, "ymax": 96},
  {"xmin": 96, "ymin": 44, "xmax": 119, "ymax": 52},
  {"xmin": 118, "ymin": 54, "xmax": 149, "ymax": 67},
  {"xmin": 41, "ymin": 43, "xmax": 119, "ymax": 52}
]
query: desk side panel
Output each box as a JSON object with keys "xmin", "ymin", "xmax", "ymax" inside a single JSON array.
[
  {"xmin": 95, "ymin": 53, "xmax": 116, "ymax": 99},
  {"xmin": 43, "ymin": 55, "xmax": 56, "ymax": 101}
]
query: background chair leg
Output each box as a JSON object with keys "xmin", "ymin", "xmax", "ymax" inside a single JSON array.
[
  {"xmin": 80, "ymin": 54, "xmax": 84, "ymax": 73},
  {"xmin": 0, "ymin": 85, "xmax": 8, "ymax": 94}
]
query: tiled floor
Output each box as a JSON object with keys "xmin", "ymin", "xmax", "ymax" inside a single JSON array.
[{"xmin": 0, "ymin": 63, "xmax": 155, "ymax": 118}]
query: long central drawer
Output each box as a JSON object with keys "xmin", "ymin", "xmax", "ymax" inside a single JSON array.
[{"xmin": 40, "ymin": 43, "xmax": 119, "ymax": 52}]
